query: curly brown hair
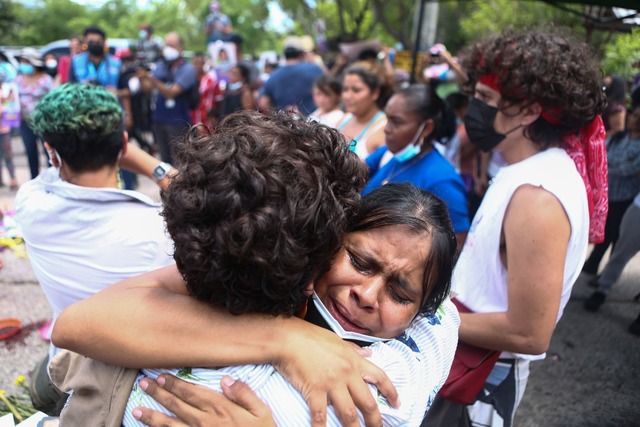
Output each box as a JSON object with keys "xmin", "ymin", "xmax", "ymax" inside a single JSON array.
[
  {"xmin": 162, "ymin": 111, "xmax": 368, "ymax": 316},
  {"xmin": 461, "ymin": 29, "xmax": 607, "ymax": 149}
]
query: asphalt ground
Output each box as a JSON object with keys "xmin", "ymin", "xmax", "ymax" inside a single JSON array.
[{"xmin": 1, "ymin": 136, "xmax": 639, "ymax": 426}]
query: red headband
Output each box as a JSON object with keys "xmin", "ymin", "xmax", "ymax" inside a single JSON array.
[
  {"xmin": 478, "ymin": 72, "xmax": 607, "ymax": 242},
  {"xmin": 479, "ymin": 73, "xmax": 563, "ymax": 124},
  {"xmin": 478, "ymin": 73, "xmax": 500, "ymax": 92}
]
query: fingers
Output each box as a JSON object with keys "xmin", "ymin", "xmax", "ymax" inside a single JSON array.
[
  {"xmin": 307, "ymin": 393, "xmax": 328, "ymax": 427},
  {"xmin": 132, "ymin": 405, "xmax": 188, "ymax": 427},
  {"xmin": 135, "ymin": 376, "xmax": 220, "ymax": 425},
  {"xmin": 362, "ymin": 368, "xmax": 400, "ymax": 409},
  {"xmin": 327, "ymin": 385, "xmax": 362, "ymax": 427},
  {"xmin": 219, "ymin": 375, "xmax": 272, "ymax": 420},
  {"xmin": 155, "ymin": 375, "xmax": 217, "ymax": 410}
]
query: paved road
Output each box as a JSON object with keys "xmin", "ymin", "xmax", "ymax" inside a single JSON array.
[{"xmin": 1, "ymin": 136, "xmax": 639, "ymax": 426}]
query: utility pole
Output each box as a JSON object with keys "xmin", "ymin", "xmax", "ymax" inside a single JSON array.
[{"xmin": 410, "ymin": 0, "xmax": 439, "ymax": 82}]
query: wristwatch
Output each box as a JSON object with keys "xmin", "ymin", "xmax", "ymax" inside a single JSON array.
[{"xmin": 152, "ymin": 162, "xmax": 173, "ymax": 181}]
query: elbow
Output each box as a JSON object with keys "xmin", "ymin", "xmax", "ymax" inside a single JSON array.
[
  {"xmin": 50, "ymin": 307, "xmax": 80, "ymax": 351},
  {"xmin": 510, "ymin": 332, "xmax": 551, "ymax": 355}
]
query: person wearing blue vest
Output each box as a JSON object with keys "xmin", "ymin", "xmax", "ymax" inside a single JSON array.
[
  {"xmin": 69, "ymin": 26, "xmax": 121, "ymax": 93},
  {"xmin": 136, "ymin": 32, "xmax": 197, "ymax": 165},
  {"xmin": 69, "ymin": 25, "xmax": 137, "ymax": 190}
]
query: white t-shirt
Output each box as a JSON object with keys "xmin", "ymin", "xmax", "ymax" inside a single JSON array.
[
  {"xmin": 123, "ymin": 295, "xmax": 460, "ymax": 427},
  {"xmin": 309, "ymin": 108, "xmax": 345, "ymax": 128},
  {"xmin": 16, "ymin": 167, "xmax": 175, "ymax": 359},
  {"xmin": 452, "ymin": 148, "xmax": 589, "ymax": 361}
]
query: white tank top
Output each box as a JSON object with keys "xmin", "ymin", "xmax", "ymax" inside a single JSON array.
[{"xmin": 452, "ymin": 148, "xmax": 589, "ymax": 361}]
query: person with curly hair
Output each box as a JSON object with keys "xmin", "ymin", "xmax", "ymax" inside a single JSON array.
[
  {"xmin": 14, "ymin": 83, "xmax": 176, "ymax": 415},
  {"xmin": 52, "ymin": 112, "xmax": 460, "ymax": 427},
  {"xmin": 424, "ymin": 29, "xmax": 608, "ymax": 426}
]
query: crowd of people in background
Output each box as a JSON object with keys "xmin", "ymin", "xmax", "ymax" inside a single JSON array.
[{"xmin": 3, "ymin": 1, "xmax": 640, "ymax": 425}]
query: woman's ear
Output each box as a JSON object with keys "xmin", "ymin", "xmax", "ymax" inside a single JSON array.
[
  {"xmin": 303, "ymin": 282, "xmax": 314, "ymax": 297},
  {"xmin": 421, "ymin": 119, "xmax": 436, "ymax": 140},
  {"xmin": 372, "ymin": 87, "xmax": 381, "ymax": 102},
  {"xmin": 522, "ymin": 102, "xmax": 542, "ymax": 126}
]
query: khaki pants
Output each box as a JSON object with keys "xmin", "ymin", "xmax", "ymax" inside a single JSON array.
[{"xmin": 29, "ymin": 353, "xmax": 69, "ymax": 416}]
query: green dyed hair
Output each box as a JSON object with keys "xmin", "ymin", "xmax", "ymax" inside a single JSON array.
[
  {"xmin": 31, "ymin": 83, "xmax": 123, "ymax": 136},
  {"xmin": 31, "ymin": 83, "xmax": 125, "ymax": 173}
]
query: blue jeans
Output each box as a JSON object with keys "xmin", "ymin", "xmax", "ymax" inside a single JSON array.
[{"xmin": 20, "ymin": 120, "xmax": 44, "ymax": 179}]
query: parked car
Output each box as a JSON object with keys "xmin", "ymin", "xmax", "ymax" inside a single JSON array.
[{"xmin": 39, "ymin": 38, "xmax": 137, "ymax": 59}]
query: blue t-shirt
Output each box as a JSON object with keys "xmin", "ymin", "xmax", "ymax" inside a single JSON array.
[
  {"xmin": 152, "ymin": 60, "xmax": 198, "ymax": 125},
  {"xmin": 262, "ymin": 62, "xmax": 324, "ymax": 116},
  {"xmin": 364, "ymin": 147, "xmax": 470, "ymax": 233}
]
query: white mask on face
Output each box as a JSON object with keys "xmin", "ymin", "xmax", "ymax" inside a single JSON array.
[
  {"xmin": 162, "ymin": 46, "xmax": 180, "ymax": 62},
  {"xmin": 310, "ymin": 293, "xmax": 389, "ymax": 343}
]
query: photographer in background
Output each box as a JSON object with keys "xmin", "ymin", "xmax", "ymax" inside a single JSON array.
[
  {"xmin": 136, "ymin": 32, "xmax": 197, "ymax": 164},
  {"xmin": 116, "ymin": 48, "xmax": 156, "ymax": 156}
]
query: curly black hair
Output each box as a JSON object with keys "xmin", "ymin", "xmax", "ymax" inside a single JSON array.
[
  {"xmin": 461, "ymin": 29, "xmax": 607, "ymax": 149},
  {"xmin": 163, "ymin": 111, "xmax": 368, "ymax": 316}
]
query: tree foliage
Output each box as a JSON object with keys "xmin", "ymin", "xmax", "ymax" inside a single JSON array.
[
  {"xmin": 2, "ymin": 0, "xmax": 637, "ymax": 64},
  {"xmin": 602, "ymin": 27, "xmax": 640, "ymax": 79},
  {"xmin": 457, "ymin": 0, "xmax": 582, "ymax": 46},
  {"xmin": 6, "ymin": 0, "xmax": 274, "ymax": 54}
]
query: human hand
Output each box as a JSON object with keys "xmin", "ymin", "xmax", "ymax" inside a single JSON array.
[
  {"xmin": 132, "ymin": 374, "xmax": 275, "ymax": 427},
  {"xmin": 274, "ymin": 319, "xmax": 399, "ymax": 427}
]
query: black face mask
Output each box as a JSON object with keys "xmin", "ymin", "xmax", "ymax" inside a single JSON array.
[
  {"xmin": 87, "ymin": 42, "xmax": 105, "ymax": 56},
  {"xmin": 464, "ymin": 98, "xmax": 523, "ymax": 152}
]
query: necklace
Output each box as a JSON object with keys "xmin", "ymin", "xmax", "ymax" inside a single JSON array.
[{"xmin": 381, "ymin": 149, "xmax": 430, "ymax": 186}]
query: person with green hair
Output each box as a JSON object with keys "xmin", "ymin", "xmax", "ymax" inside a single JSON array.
[{"xmin": 15, "ymin": 83, "xmax": 176, "ymax": 416}]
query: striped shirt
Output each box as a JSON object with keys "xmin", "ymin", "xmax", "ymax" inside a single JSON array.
[{"xmin": 122, "ymin": 297, "xmax": 459, "ymax": 427}]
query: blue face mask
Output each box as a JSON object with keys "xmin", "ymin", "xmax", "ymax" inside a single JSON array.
[
  {"xmin": 393, "ymin": 122, "xmax": 427, "ymax": 163},
  {"xmin": 19, "ymin": 63, "xmax": 34, "ymax": 74},
  {"xmin": 139, "ymin": 30, "xmax": 148, "ymax": 39}
]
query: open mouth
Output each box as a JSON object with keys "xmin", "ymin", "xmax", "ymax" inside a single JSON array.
[{"xmin": 327, "ymin": 298, "xmax": 370, "ymax": 335}]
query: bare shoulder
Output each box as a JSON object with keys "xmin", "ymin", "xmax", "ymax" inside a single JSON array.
[{"xmin": 504, "ymin": 184, "xmax": 571, "ymax": 245}]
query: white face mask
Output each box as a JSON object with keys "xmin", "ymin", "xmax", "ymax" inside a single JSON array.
[
  {"xmin": 162, "ymin": 46, "xmax": 180, "ymax": 62},
  {"xmin": 393, "ymin": 122, "xmax": 427, "ymax": 163},
  {"xmin": 45, "ymin": 59, "xmax": 58, "ymax": 69},
  {"xmin": 310, "ymin": 293, "xmax": 389, "ymax": 343},
  {"xmin": 228, "ymin": 81, "xmax": 243, "ymax": 91}
]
